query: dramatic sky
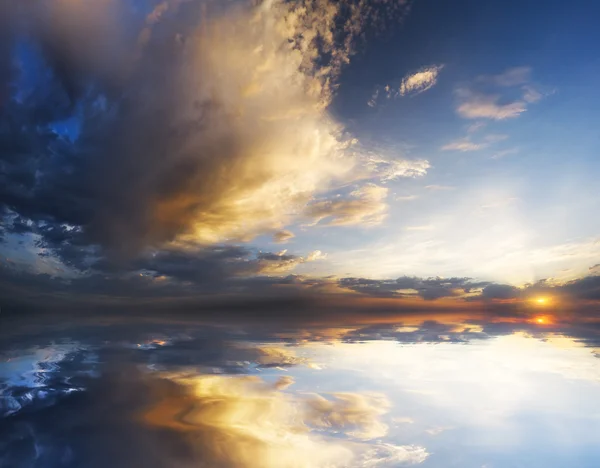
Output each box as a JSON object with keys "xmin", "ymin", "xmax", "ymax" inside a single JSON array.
[{"xmin": 1, "ymin": 0, "xmax": 600, "ymax": 317}]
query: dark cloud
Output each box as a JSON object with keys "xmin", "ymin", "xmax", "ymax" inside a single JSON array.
[
  {"xmin": 469, "ymin": 276, "xmax": 600, "ymax": 303},
  {"xmin": 0, "ymin": 245, "xmax": 313, "ymax": 301},
  {"xmin": 342, "ymin": 320, "xmax": 489, "ymax": 344},
  {"xmin": 557, "ymin": 275, "xmax": 600, "ymax": 301},
  {"xmin": 0, "ymin": 0, "xmax": 414, "ymax": 266},
  {"xmin": 339, "ymin": 276, "xmax": 489, "ymax": 300},
  {"xmin": 2, "ymin": 246, "xmax": 600, "ymax": 323},
  {"xmin": 478, "ymin": 283, "xmax": 520, "ymax": 300}
]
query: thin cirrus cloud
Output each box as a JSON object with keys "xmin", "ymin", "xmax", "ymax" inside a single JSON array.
[
  {"xmin": 441, "ymin": 138, "xmax": 487, "ymax": 152},
  {"xmin": 454, "ymin": 67, "xmax": 547, "ymax": 120},
  {"xmin": 455, "ymin": 90, "xmax": 528, "ymax": 120},
  {"xmin": 425, "ymin": 185, "xmax": 455, "ymax": 191},
  {"xmin": 441, "ymin": 134, "xmax": 508, "ymax": 152},
  {"xmin": 491, "ymin": 148, "xmax": 520, "ymax": 159},
  {"xmin": 305, "ymin": 185, "xmax": 389, "ymax": 226}
]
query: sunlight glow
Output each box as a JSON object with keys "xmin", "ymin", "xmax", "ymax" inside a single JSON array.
[
  {"xmin": 531, "ymin": 315, "xmax": 554, "ymax": 326},
  {"xmin": 530, "ymin": 296, "xmax": 554, "ymax": 307}
]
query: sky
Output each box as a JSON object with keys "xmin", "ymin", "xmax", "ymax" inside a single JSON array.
[{"xmin": 1, "ymin": 0, "xmax": 600, "ymax": 318}]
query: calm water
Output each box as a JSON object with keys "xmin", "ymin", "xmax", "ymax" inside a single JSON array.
[{"xmin": 1, "ymin": 315, "xmax": 600, "ymax": 467}]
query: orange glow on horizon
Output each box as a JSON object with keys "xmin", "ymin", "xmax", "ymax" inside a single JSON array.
[
  {"xmin": 529, "ymin": 296, "xmax": 555, "ymax": 307},
  {"xmin": 531, "ymin": 314, "xmax": 554, "ymax": 325}
]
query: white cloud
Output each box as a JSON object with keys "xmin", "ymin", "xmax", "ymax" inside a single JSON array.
[
  {"xmin": 367, "ymin": 88, "xmax": 380, "ymax": 107},
  {"xmin": 366, "ymin": 156, "xmax": 430, "ymax": 181},
  {"xmin": 304, "ymin": 392, "xmax": 391, "ymax": 440},
  {"xmin": 454, "ymin": 67, "xmax": 549, "ymax": 121},
  {"xmin": 441, "ymin": 138, "xmax": 487, "ymax": 152},
  {"xmin": 466, "ymin": 121, "xmax": 487, "ymax": 133},
  {"xmin": 522, "ymin": 84, "xmax": 543, "ymax": 103},
  {"xmin": 368, "ymin": 65, "xmax": 443, "ymax": 106},
  {"xmin": 358, "ymin": 443, "xmax": 429, "ymax": 467},
  {"xmin": 399, "ymin": 65, "xmax": 444, "ymax": 96},
  {"xmin": 395, "ymin": 195, "xmax": 418, "ymax": 202},
  {"xmin": 456, "ymin": 89, "xmax": 527, "ymax": 120},
  {"xmin": 307, "ymin": 250, "xmax": 327, "ymax": 261}
]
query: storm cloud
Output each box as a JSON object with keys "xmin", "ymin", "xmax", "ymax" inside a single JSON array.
[{"xmin": 0, "ymin": 0, "xmax": 423, "ymax": 264}]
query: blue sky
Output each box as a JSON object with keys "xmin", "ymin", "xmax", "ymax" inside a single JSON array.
[{"xmin": 264, "ymin": 0, "xmax": 600, "ymax": 284}]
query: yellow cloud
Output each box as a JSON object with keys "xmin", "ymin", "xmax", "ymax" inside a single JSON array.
[
  {"xmin": 141, "ymin": 372, "xmax": 426, "ymax": 467},
  {"xmin": 305, "ymin": 184, "xmax": 389, "ymax": 226}
]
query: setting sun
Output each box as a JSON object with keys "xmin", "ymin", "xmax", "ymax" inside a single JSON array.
[
  {"xmin": 531, "ymin": 315, "xmax": 554, "ymax": 326},
  {"xmin": 531, "ymin": 297, "xmax": 554, "ymax": 307}
]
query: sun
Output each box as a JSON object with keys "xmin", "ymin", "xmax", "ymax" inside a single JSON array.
[
  {"xmin": 531, "ymin": 314, "xmax": 554, "ymax": 325},
  {"xmin": 531, "ymin": 296, "xmax": 554, "ymax": 306}
]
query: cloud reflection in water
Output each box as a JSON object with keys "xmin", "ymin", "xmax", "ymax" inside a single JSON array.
[{"xmin": 1, "ymin": 315, "xmax": 600, "ymax": 467}]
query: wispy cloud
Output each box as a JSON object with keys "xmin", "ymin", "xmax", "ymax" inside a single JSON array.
[
  {"xmin": 441, "ymin": 138, "xmax": 487, "ymax": 152},
  {"xmin": 466, "ymin": 122, "xmax": 487, "ymax": 133},
  {"xmin": 395, "ymin": 195, "xmax": 419, "ymax": 202},
  {"xmin": 522, "ymin": 85, "xmax": 544, "ymax": 103},
  {"xmin": 256, "ymin": 249, "xmax": 326, "ymax": 274},
  {"xmin": 399, "ymin": 65, "xmax": 444, "ymax": 96},
  {"xmin": 455, "ymin": 67, "xmax": 548, "ymax": 121},
  {"xmin": 305, "ymin": 184, "xmax": 389, "ymax": 226},
  {"xmin": 366, "ymin": 156, "xmax": 430, "ymax": 181},
  {"xmin": 491, "ymin": 148, "xmax": 519, "ymax": 159},
  {"xmin": 456, "ymin": 89, "xmax": 527, "ymax": 120},
  {"xmin": 368, "ymin": 64, "xmax": 443, "ymax": 106},
  {"xmin": 441, "ymin": 133, "xmax": 508, "ymax": 152}
]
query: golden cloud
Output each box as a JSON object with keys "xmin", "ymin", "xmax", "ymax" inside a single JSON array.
[
  {"xmin": 12, "ymin": 0, "xmax": 423, "ymax": 257},
  {"xmin": 141, "ymin": 372, "xmax": 427, "ymax": 467}
]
